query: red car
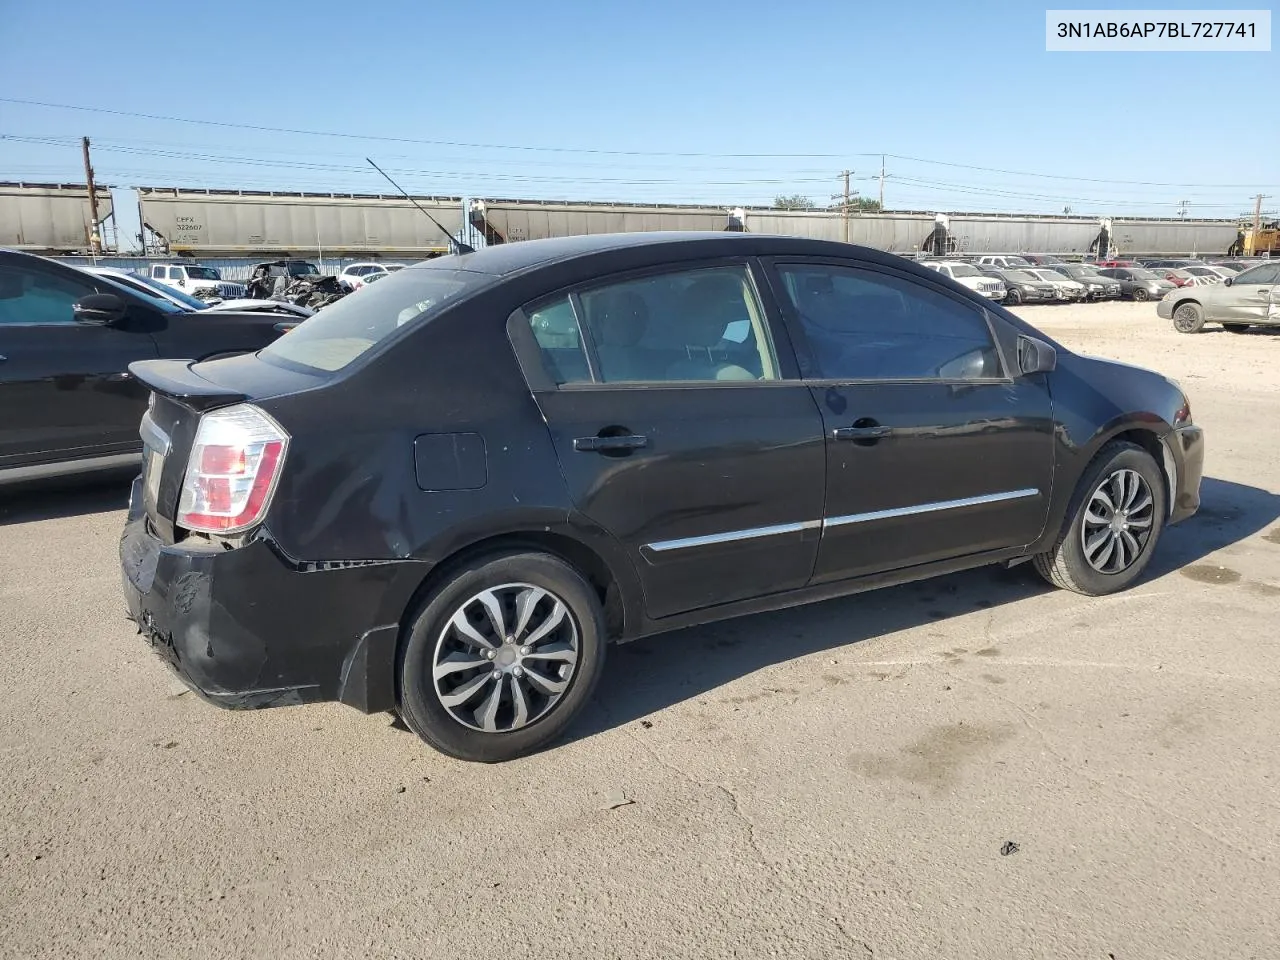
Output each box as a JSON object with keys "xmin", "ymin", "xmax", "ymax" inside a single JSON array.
[
  {"xmin": 1094, "ymin": 260, "xmax": 1139, "ymax": 268},
  {"xmin": 1150, "ymin": 267, "xmax": 1197, "ymax": 288}
]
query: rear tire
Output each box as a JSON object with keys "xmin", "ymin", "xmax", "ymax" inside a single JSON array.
[
  {"xmin": 1033, "ymin": 442, "xmax": 1166, "ymax": 596},
  {"xmin": 397, "ymin": 551, "xmax": 607, "ymax": 762},
  {"xmin": 1172, "ymin": 302, "xmax": 1205, "ymax": 334},
  {"xmin": 1223, "ymin": 323, "xmax": 1250, "ymax": 333}
]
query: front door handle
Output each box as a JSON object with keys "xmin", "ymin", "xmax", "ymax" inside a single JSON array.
[
  {"xmin": 832, "ymin": 425, "xmax": 892, "ymax": 441},
  {"xmin": 573, "ymin": 434, "xmax": 648, "ymax": 453}
]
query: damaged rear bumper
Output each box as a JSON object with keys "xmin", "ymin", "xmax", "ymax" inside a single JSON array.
[{"xmin": 120, "ymin": 476, "xmax": 412, "ymax": 714}]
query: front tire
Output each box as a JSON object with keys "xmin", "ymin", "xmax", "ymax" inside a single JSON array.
[
  {"xmin": 1033, "ymin": 442, "xmax": 1166, "ymax": 596},
  {"xmin": 397, "ymin": 551, "xmax": 607, "ymax": 762},
  {"xmin": 1132, "ymin": 287, "xmax": 1150, "ymax": 302},
  {"xmin": 1172, "ymin": 302, "xmax": 1205, "ymax": 334},
  {"xmin": 1006, "ymin": 288, "xmax": 1023, "ymax": 306}
]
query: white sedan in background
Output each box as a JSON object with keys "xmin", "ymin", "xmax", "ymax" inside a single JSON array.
[
  {"xmin": 337, "ymin": 262, "xmax": 408, "ymax": 291},
  {"xmin": 82, "ymin": 268, "xmax": 315, "ymax": 317}
]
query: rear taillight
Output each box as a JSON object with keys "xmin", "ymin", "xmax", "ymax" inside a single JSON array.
[{"xmin": 177, "ymin": 404, "xmax": 289, "ymax": 535}]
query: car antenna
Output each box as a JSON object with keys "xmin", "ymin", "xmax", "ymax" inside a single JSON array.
[{"xmin": 366, "ymin": 157, "xmax": 475, "ymax": 255}]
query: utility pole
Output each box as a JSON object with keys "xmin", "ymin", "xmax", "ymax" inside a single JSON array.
[
  {"xmin": 1254, "ymin": 193, "xmax": 1268, "ymax": 235},
  {"xmin": 879, "ymin": 155, "xmax": 885, "ymax": 211},
  {"xmin": 81, "ymin": 137, "xmax": 101, "ymax": 256},
  {"xmin": 841, "ymin": 170, "xmax": 851, "ymax": 242}
]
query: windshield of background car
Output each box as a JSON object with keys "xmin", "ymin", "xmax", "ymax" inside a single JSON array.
[
  {"xmin": 1129, "ymin": 269, "xmax": 1159, "ymax": 280},
  {"xmin": 260, "ymin": 267, "xmax": 491, "ymax": 373},
  {"xmin": 94, "ymin": 274, "xmax": 186, "ymax": 314},
  {"xmin": 133, "ymin": 273, "xmax": 210, "ymax": 309},
  {"xmin": 949, "ymin": 264, "xmax": 981, "ymax": 277},
  {"xmin": 1006, "ymin": 258, "xmax": 1032, "ymax": 267},
  {"xmin": 386, "ymin": 264, "xmax": 406, "ymax": 272},
  {"xmin": 1002, "ymin": 270, "xmax": 1037, "ymax": 283},
  {"xmin": 186, "ymin": 267, "xmax": 220, "ymax": 280},
  {"xmin": 288, "ymin": 262, "xmax": 319, "ymax": 275}
]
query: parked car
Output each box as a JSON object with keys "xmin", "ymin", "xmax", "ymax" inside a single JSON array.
[
  {"xmin": 1183, "ymin": 266, "xmax": 1228, "ymax": 284},
  {"xmin": 1210, "ymin": 260, "xmax": 1253, "ymax": 273},
  {"xmin": 0, "ymin": 249, "xmax": 289, "ymax": 484},
  {"xmin": 337, "ymin": 262, "xmax": 409, "ymax": 291},
  {"xmin": 1019, "ymin": 254, "xmax": 1067, "ymax": 265},
  {"xmin": 920, "ymin": 261, "xmax": 1006, "ymax": 300},
  {"xmin": 1023, "ymin": 268, "xmax": 1087, "ymax": 301},
  {"xmin": 83, "ymin": 268, "xmax": 314, "ymax": 318},
  {"xmin": 1149, "ymin": 267, "xmax": 1200, "ymax": 288},
  {"xmin": 981, "ymin": 268, "xmax": 1058, "ymax": 304},
  {"xmin": 974, "ymin": 254, "xmax": 1033, "ymax": 269},
  {"xmin": 246, "ymin": 260, "xmax": 347, "ymax": 309},
  {"xmin": 1094, "ymin": 260, "xmax": 1140, "ymax": 268},
  {"xmin": 119, "ymin": 233, "xmax": 1203, "ymax": 762},
  {"xmin": 147, "ymin": 263, "xmax": 247, "ymax": 300},
  {"xmin": 1045, "ymin": 264, "xmax": 1122, "ymax": 299},
  {"xmin": 1095, "ymin": 267, "xmax": 1177, "ymax": 301},
  {"xmin": 1141, "ymin": 259, "xmax": 1204, "ymax": 270},
  {"xmin": 1157, "ymin": 260, "xmax": 1280, "ymax": 333}
]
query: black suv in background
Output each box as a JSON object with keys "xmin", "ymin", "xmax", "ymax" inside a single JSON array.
[
  {"xmin": 0, "ymin": 250, "xmax": 288, "ymax": 484},
  {"xmin": 121, "ymin": 233, "xmax": 1203, "ymax": 762}
]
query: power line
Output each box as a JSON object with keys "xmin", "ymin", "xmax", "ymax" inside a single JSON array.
[
  {"xmin": 885, "ymin": 154, "xmax": 1276, "ymax": 189},
  {"xmin": 0, "ymin": 97, "xmax": 858, "ymax": 159}
]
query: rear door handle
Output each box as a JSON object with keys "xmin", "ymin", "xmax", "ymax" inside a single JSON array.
[
  {"xmin": 573, "ymin": 434, "xmax": 648, "ymax": 452},
  {"xmin": 832, "ymin": 425, "xmax": 892, "ymax": 441}
]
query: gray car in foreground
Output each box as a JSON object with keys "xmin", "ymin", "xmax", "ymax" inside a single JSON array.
[{"xmin": 1157, "ymin": 261, "xmax": 1280, "ymax": 333}]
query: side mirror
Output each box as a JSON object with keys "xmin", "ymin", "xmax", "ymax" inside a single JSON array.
[
  {"xmin": 73, "ymin": 292, "xmax": 127, "ymax": 326},
  {"xmin": 1224, "ymin": 277, "xmax": 1233, "ymax": 286},
  {"xmin": 1018, "ymin": 335, "xmax": 1057, "ymax": 375}
]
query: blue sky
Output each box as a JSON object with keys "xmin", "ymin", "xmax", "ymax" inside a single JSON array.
[{"xmin": 1, "ymin": 0, "xmax": 1275, "ymax": 245}]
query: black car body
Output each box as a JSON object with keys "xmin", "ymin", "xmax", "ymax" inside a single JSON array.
[
  {"xmin": 1095, "ymin": 267, "xmax": 1178, "ymax": 301},
  {"xmin": 980, "ymin": 267, "xmax": 1058, "ymax": 304},
  {"xmin": 0, "ymin": 250, "xmax": 289, "ymax": 484},
  {"xmin": 120, "ymin": 233, "xmax": 1204, "ymax": 762}
]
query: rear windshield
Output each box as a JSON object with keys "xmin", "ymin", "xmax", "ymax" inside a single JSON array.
[
  {"xmin": 185, "ymin": 266, "xmax": 221, "ymax": 280},
  {"xmin": 260, "ymin": 267, "xmax": 490, "ymax": 373}
]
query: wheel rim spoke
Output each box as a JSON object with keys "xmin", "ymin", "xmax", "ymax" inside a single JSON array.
[
  {"xmin": 521, "ymin": 667, "xmax": 569, "ymax": 697},
  {"xmin": 477, "ymin": 673, "xmax": 504, "ymax": 732},
  {"xmin": 477, "ymin": 589, "xmax": 508, "ymax": 640},
  {"xmin": 449, "ymin": 610, "xmax": 497, "ymax": 651},
  {"xmin": 1128, "ymin": 514, "xmax": 1153, "ymax": 530},
  {"xmin": 1093, "ymin": 533, "xmax": 1117, "ymax": 571},
  {"xmin": 522, "ymin": 640, "xmax": 577, "ymax": 666},
  {"xmin": 511, "ymin": 586, "xmax": 546, "ymax": 643},
  {"xmin": 1120, "ymin": 530, "xmax": 1142, "ymax": 564},
  {"xmin": 510, "ymin": 675, "xmax": 531, "ymax": 728},
  {"xmin": 434, "ymin": 650, "xmax": 490, "ymax": 680},
  {"xmin": 522, "ymin": 601, "xmax": 567, "ymax": 648},
  {"xmin": 439, "ymin": 671, "xmax": 492, "ymax": 709}
]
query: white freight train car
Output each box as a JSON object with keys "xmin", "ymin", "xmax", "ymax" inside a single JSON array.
[
  {"xmin": 0, "ymin": 182, "xmax": 113, "ymax": 253},
  {"xmin": 138, "ymin": 188, "xmax": 463, "ymax": 257}
]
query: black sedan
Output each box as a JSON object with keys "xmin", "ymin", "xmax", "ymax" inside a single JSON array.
[
  {"xmin": 0, "ymin": 249, "xmax": 290, "ymax": 484},
  {"xmin": 979, "ymin": 267, "xmax": 1058, "ymax": 304},
  {"xmin": 121, "ymin": 233, "xmax": 1204, "ymax": 762}
]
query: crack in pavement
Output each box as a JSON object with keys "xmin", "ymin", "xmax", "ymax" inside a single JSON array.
[
  {"xmin": 925, "ymin": 662, "xmax": 1263, "ymax": 864},
  {"xmin": 594, "ymin": 697, "xmax": 875, "ymax": 958}
]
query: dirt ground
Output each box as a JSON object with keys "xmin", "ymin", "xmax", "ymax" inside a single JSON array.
[{"xmin": 2, "ymin": 301, "xmax": 1279, "ymax": 959}]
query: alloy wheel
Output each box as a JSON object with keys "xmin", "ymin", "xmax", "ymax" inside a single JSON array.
[
  {"xmin": 1172, "ymin": 303, "xmax": 1203, "ymax": 333},
  {"xmin": 432, "ymin": 582, "xmax": 581, "ymax": 733},
  {"xmin": 1080, "ymin": 469, "xmax": 1156, "ymax": 575}
]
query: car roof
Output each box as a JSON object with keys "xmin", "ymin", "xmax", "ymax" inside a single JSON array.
[{"xmin": 408, "ymin": 232, "xmax": 898, "ymax": 278}]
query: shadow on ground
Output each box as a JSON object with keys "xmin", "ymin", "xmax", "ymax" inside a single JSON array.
[
  {"xmin": 0, "ymin": 470, "xmax": 135, "ymax": 526},
  {"xmin": 570, "ymin": 475, "xmax": 1280, "ymax": 743}
]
